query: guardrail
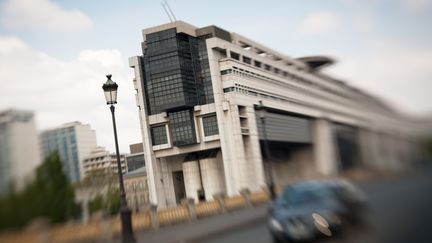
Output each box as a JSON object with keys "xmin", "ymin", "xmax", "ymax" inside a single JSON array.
[{"xmin": 0, "ymin": 190, "xmax": 269, "ymax": 243}]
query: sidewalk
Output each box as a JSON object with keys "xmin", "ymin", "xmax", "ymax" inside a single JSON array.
[{"xmin": 117, "ymin": 204, "xmax": 268, "ymax": 243}]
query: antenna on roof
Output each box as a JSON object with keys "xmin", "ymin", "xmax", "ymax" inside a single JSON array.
[
  {"xmin": 161, "ymin": 0, "xmax": 177, "ymax": 22},
  {"xmin": 164, "ymin": 0, "xmax": 177, "ymax": 21},
  {"xmin": 161, "ymin": 1, "xmax": 173, "ymax": 22}
]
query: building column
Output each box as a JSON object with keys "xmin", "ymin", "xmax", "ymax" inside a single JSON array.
[
  {"xmin": 313, "ymin": 118, "xmax": 338, "ymax": 176},
  {"xmin": 200, "ymin": 155, "xmax": 226, "ymax": 200},
  {"xmin": 182, "ymin": 161, "xmax": 202, "ymax": 203}
]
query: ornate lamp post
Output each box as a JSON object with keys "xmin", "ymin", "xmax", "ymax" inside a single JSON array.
[
  {"xmin": 257, "ymin": 100, "xmax": 276, "ymax": 200},
  {"xmin": 102, "ymin": 74, "xmax": 135, "ymax": 243}
]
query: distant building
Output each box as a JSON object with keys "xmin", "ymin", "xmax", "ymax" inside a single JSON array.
[
  {"xmin": 82, "ymin": 146, "xmax": 127, "ymax": 177},
  {"xmin": 0, "ymin": 109, "xmax": 41, "ymax": 196},
  {"xmin": 125, "ymin": 143, "xmax": 145, "ymax": 173},
  {"xmin": 124, "ymin": 167, "xmax": 149, "ymax": 212},
  {"xmin": 40, "ymin": 121, "xmax": 97, "ymax": 183}
]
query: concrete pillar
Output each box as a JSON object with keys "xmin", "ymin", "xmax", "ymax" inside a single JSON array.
[
  {"xmin": 314, "ymin": 118, "xmax": 338, "ymax": 176},
  {"xmin": 181, "ymin": 198, "xmax": 197, "ymax": 221},
  {"xmin": 150, "ymin": 204, "xmax": 159, "ymax": 230},
  {"xmin": 81, "ymin": 200, "xmax": 89, "ymax": 224},
  {"xmin": 182, "ymin": 160, "xmax": 202, "ymax": 203},
  {"xmin": 200, "ymin": 156, "xmax": 226, "ymax": 201}
]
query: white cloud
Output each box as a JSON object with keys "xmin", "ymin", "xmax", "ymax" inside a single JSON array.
[
  {"xmin": 0, "ymin": 36, "xmax": 141, "ymax": 153},
  {"xmin": 400, "ymin": 0, "xmax": 432, "ymax": 11},
  {"xmin": 299, "ymin": 12, "xmax": 340, "ymax": 35},
  {"xmin": 1, "ymin": 0, "xmax": 92, "ymax": 32},
  {"xmin": 353, "ymin": 12, "xmax": 376, "ymax": 33},
  {"xmin": 324, "ymin": 40, "xmax": 432, "ymax": 115}
]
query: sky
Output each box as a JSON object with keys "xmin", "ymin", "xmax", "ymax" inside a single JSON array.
[{"xmin": 0, "ymin": 0, "xmax": 431, "ymax": 153}]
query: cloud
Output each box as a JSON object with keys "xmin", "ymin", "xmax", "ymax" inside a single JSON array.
[
  {"xmin": 299, "ymin": 12, "xmax": 340, "ymax": 35},
  {"xmin": 324, "ymin": 40, "xmax": 432, "ymax": 115},
  {"xmin": 0, "ymin": 36, "xmax": 141, "ymax": 153},
  {"xmin": 400, "ymin": 0, "xmax": 432, "ymax": 11},
  {"xmin": 1, "ymin": 0, "xmax": 92, "ymax": 32}
]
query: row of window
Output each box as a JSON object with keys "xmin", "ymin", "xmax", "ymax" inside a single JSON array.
[
  {"xmin": 221, "ymin": 66, "xmax": 348, "ymax": 100},
  {"xmin": 226, "ymin": 52, "xmax": 348, "ymax": 99},
  {"xmin": 150, "ymin": 114, "xmax": 219, "ymax": 146},
  {"xmin": 125, "ymin": 180, "xmax": 147, "ymax": 191}
]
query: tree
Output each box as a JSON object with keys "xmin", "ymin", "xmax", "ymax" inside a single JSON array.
[
  {"xmin": 77, "ymin": 169, "xmax": 121, "ymax": 216},
  {"xmin": 0, "ymin": 152, "xmax": 79, "ymax": 229}
]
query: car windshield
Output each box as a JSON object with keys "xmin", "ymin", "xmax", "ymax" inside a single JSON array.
[{"xmin": 282, "ymin": 185, "xmax": 334, "ymax": 207}]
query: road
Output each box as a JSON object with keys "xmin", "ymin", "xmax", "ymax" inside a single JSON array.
[{"xmin": 201, "ymin": 169, "xmax": 432, "ymax": 243}]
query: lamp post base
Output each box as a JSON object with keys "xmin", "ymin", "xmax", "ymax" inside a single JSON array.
[{"xmin": 120, "ymin": 207, "xmax": 136, "ymax": 243}]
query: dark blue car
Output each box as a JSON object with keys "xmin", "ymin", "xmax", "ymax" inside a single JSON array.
[{"xmin": 268, "ymin": 180, "xmax": 367, "ymax": 243}]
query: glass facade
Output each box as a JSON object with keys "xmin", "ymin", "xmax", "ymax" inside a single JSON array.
[
  {"xmin": 41, "ymin": 128, "xmax": 81, "ymax": 182},
  {"xmin": 169, "ymin": 110, "xmax": 197, "ymax": 146},
  {"xmin": 202, "ymin": 115, "xmax": 219, "ymax": 136},
  {"xmin": 150, "ymin": 125, "xmax": 168, "ymax": 145},
  {"xmin": 140, "ymin": 27, "xmax": 222, "ymax": 147},
  {"xmin": 126, "ymin": 154, "xmax": 145, "ymax": 173}
]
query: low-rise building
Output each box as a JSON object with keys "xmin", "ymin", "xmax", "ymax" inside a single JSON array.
[
  {"xmin": 125, "ymin": 143, "xmax": 145, "ymax": 173},
  {"xmin": 124, "ymin": 167, "xmax": 149, "ymax": 212},
  {"xmin": 82, "ymin": 146, "xmax": 126, "ymax": 177}
]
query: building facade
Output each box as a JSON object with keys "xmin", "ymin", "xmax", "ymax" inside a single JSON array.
[
  {"xmin": 82, "ymin": 146, "xmax": 126, "ymax": 177},
  {"xmin": 124, "ymin": 167, "xmax": 149, "ymax": 212},
  {"xmin": 40, "ymin": 121, "xmax": 97, "ymax": 183},
  {"xmin": 125, "ymin": 143, "xmax": 145, "ymax": 173},
  {"xmin": 129, "ymin": 21, "xmax": 422, "ymax": 207},
  {"xmin": 0, "ymin": 109, "xmax": 42, "ymax": 196}
]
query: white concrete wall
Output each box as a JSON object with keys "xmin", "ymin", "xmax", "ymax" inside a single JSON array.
[
  {"xmin": 200, "ymin": 153, "xmax": 226, "ymax": 200},
  {"xmin": 75, "ymin": 124, "xmax": 97, "ymax": 180},
  {"xmin": 182, "ymin": 160, "xmax": 202, "ymax": 203},
  {"xmin": 10, "ymin": 115, "xmax": 41, "ymax": 191},
  {"xmin": 313, "ymin": 118, "xmax": 338, "ymax": 176}
]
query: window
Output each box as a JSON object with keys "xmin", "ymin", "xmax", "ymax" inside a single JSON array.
[
  {"xmin": 151, "ymin": 125, "xmax": 168, "ymax": 145},
  {"xmin": 243, "ymin": 56, "xmax": 251, "ymax": 64},
  {"xmin": 230, "ymin": 51, "xmax": 240, "ymax": 60},
  {"xmin": 169, "ymin": 110, "xmax": 197, "ymax": 146},
  {"xmin": 254, "ymin": 60, "xmax": 262, "ymax": 68},
  {"xmin": 202, "ymin": 115, "xmax": 219, "ymax": 136},
  {"xmin": 220, "ymin": 69, "xmax": 232, "ymax": 75},
  {"xmin": 264, "ymin": 64, "xmax": 271, "ymax": 71}
]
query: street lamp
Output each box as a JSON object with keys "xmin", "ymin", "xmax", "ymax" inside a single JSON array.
[
  {"xmin": 102, "ymin": 74, "xmax": 135, "ymax": 243},
  {"xmin": 256, "ymin": 100, "xmax": 276, "ymax": 200}
]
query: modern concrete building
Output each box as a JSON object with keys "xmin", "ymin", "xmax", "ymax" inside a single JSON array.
[
  {"xmin": 40, "ymin": 121, "xmax": 97, "ymax": 183},
  {"xmin": 82, "ymin": 146, "xmax": 127, "ymax": 177},
  {"xmin": 0, "ymin": 109, "xmax": 42, "ymax": 196},
  {"xmin": 125, "ymin": 143, "xmax": 145, "ymax": 173},
  {"xmin": 124, "ymin": 167, "xmax": 149, "ymax": 212},
  {"xmin": 129, "ymin": 21, "xmax": 422, "ymax": 207}
]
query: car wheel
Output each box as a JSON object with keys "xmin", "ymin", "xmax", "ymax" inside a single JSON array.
[{"xmin": 272, "ymin": 234, "xmax": 287, "ymax": 243}]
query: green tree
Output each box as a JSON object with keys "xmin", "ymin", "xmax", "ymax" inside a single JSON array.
[
  {"xmin": 78, "ymin": 169, "xmax": 121, "ymax": 216},
  {"xmin": 0, "ymin": 152, "xmax": 79, "ymax": 229}
]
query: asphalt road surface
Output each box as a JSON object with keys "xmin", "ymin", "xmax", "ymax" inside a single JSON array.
[{"xmin": 202, "ymin": 169, "xmax": 432, "ymax": 243}]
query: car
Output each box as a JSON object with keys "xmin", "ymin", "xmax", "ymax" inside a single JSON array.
[{"xmin": 268, "ymin": 179, "xmax": 368, "ymax": 243}]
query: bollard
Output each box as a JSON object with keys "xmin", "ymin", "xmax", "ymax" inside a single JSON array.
[
  {"xmin": 99, "ymin": 212, "xmax": 112, "ymax": 243},
  {"xmin": 181, "ymin": 198, "xmax": 197, "ymax": 221},
  {"xmin": 26, "ymin": 218, "xmax": 50, "ymax": 243},
  {"xmin": 240, "ymin": 188, "xmax": 253, "ymax": 207},
  {"xmin": 213, "ymin": 193, "xmax": 227, "ymax": 214},
  {"xmin": 149, "ymin": 204, "xmax": 159, "ymax": 230}
]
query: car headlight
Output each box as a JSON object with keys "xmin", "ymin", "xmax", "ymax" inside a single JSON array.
[
  {"xmin": 269, "ymin": 218, "xmax": 284, "ymax": 232},
  {"xmin": 312, "ymin": 213, "xmax": 332, "ymax": 236}
]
